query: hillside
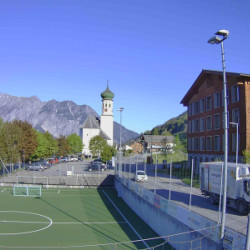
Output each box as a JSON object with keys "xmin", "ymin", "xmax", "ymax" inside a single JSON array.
[{"xmin": 145, "ymin": 112, "xmax": 187, "ymax": 147}]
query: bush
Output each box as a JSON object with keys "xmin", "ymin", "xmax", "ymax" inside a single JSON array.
[{"xmin": 243, "ymin": 150, "xmax": 250, "ymax": 164}]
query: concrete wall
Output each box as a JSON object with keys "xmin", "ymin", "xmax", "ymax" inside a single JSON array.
[{"xmin": 115, "ymin": 175, "xmax": 246, "ymax": 250}]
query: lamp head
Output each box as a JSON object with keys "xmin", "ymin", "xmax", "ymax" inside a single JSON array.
[
  {"xmin": 215, "ymin": 30, "xmax": 229, "ymax": 38},
  {"xmin": 117, "ymin": 107, "xmax": 124, "ymax": 112},
  {"xmin": 208, "ymin": 36, "xmax": 222, "ymax": 44}
]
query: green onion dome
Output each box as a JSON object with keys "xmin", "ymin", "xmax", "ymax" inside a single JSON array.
[{"xmin": 101, "ymin": 85, "xmax": 114, "ymax": 100}]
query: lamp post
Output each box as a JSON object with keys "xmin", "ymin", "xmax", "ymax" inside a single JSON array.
[
  {"xmin": 230, "ymin": 122, "xmax": 239, "ymax": 165},
  {"xmin": 208, "ymin": 29, "xmax": 229, "ymax": 242},
  {"xmin": 118, "ymin": 107, "xmax": 124, "ymax": 176}
]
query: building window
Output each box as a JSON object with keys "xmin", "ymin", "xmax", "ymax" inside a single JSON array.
[
  {"xmin": 206, "ymin": 95, "xmax": 212, "ymax": 111},
  {"xmin": 232, "ymin": 133, "xmax": 239, "ymax": 153},
  {"xmin": 231, "ymin": 85, "xmax": 239, "ymax": 103},
  {"xmin": 200, "ymin": 99, "xmax": 205, "ymax": 113},
  {"xmin": 192, "ymin": 101, "xmax": 199, "ymax": 115},
  {"xmin": 214, "ymin": 92, "xmax": 221, "ymax": 108},
  {"xmin": 188, "ymin": 104, "xmax": 192, "ymax": 117},
  {"xmin": 214, "ymin": 113, "xmax": 220, "ymax": 130},
  {"xmin": 206, "ymin": 116, "xmax": 212, "ymax": 131},
  {"xmin": 232, "ymin": 108, "xmax": 240, "ymax": 124},
  {"xmin": 200, "ymin": 137, "xmax": 205, "ymax": 151},
  {"xmin": 214, "ymin": 135, "xmax": 221, "ymax": 151},
  {"xmin": 200, "ymin": 117, "xmax": 205, "ymax": 132},
  {"xmin": 192, "ymin": 119, "xmax": 199, "ymax": 133},
  {"xmin": 188, "ymin": 121, "xmax": 192, "ymax": 134},
  {"xmin": 206, "ymin": 136, "xmax": 212, "ymax": 151},
  {"xmin": 188, "ymin": 138, "xmax": 191, "ymax": 151},
  {"xmin": 192, "ymin": 137, "xmax": 199, "ymax": 151}
]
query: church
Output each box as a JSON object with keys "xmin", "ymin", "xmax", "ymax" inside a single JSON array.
[{"xmin": 79, "ymin": 84, "xmax": 114, "ymax": 155}]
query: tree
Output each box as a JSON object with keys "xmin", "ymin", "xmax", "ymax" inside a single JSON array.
[
  {"xmin": 12, "ymin": 120, "xmax": 37, "ymax": 161},
  {"xmin": 101, "ymin": 145, "xmax": 113, "ymax": 163},
  {"xmin": 57, "ymin": 135, "xmax": 70, "ymax": 157},
  {"xmin": 243, "ymin": 150, "xmax": 250, "ymax": 164},
  {"xmin": 44, "ymin": 131, "xmax": 58, "ymax": 157},
  {"xmin": 89, "ymin": 136, "xmax": 107, "ymax": 157},
  {"xmin": 161, "ymin": 137, "xmax": 171, "ymax": 160},
  {"xmin": 31, "ymin": 131, "xmax": 48, "ymax": 160},
  {"xmin": 0, "ymin": 121, "xmax": 22, "ymax": 163},
  {"xmin": 31, "ymin": 131, "xmax": 58, "ymax": 160},
  {"xmin": 67, "ymin": 133, "xmax": 83, "ymax": 154}
]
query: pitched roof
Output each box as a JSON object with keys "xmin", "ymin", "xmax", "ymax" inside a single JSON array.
[
  {"xmin": 79, "ymin": 116, "xmax": 100, "ymax": 129},
  {"xmin": 180, "ymin": 69, "xmax": 250, "ymax": 106},
  {"xmin": 141, "ymin": 135, "xmax": 174, "ymax": 143},
  {"xmin": 99, "ymin": 130, "xmax": 111, "ymax": 140}
]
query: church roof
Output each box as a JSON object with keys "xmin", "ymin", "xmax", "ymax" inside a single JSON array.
[
  {"xmin": 80, "ymin": 116, "xmax": 100, "ymax": 129},
  {"xmin": 101, "ymin": 84, "xmax": 114, "ymax": 100},
  {"xmin": 99, "ymin": 130, "xmax": 111, "ymax": 140}
]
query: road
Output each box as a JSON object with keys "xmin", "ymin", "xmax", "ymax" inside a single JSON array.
[{"xmin": 131, "ymin": 172, "xmax": 248, "ymax": 236}]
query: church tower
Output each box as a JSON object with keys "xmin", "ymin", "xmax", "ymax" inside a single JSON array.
[{"xmin": 100, "ymin": 82, "xmax": 114, "ymax": 146}]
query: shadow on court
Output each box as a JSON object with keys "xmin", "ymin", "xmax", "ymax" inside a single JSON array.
[
  {"xmin": 39, "ymin": 195, "xmax": 134, "ymax": 249},
  {"xmin": 97, "ymin": 188, "xmax": 173, "ymax": 249}
]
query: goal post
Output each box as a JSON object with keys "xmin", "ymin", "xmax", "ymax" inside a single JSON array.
[{"xmin": 13, "ymin": 184, "xmax": 42, "ymax": 197}]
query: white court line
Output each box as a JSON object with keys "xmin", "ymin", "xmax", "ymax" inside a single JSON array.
[
  {"xmin": 102, "ymin": 190, "xmax": 150, "ymax": 249},
  {"xmin": 1, "ymin": 188, "xmax": 6, "ymax": 193},
  {"xmin": 0, "ymin": 220, "xmax": 126, "ymax": 225},
  {"xmin": 0, "ymin": 211, "xmax": 52, "ymax": 236}
]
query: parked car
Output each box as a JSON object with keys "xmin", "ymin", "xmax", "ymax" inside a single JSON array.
[
  {"xmin": 25, "ymin": 163, "xmax": 44, "ymax": 171},
  {"xmin": 37, "ymin": 161, "xmax": 51, "ymax": 169},
  {"xmin": 91, "ymin": 158, "xmax": 103, "ymax": 164},
  {"xmin": 69, "ymin": 157, "xmax": 78, "ymax": 162},
  {"xmin": 46, "ymin": 158, "xmax": 58, "ymax": 165},
  {"xmin": 60, "ymin": 157, "xmax": 69, "ymax": 163},
  {"xmin": 135, "ymin": 170, "xmax": 148, "ymax": 182},
  {"xmin": 88, "ymin": 161, "xmax": 106, "ymax": 172}
]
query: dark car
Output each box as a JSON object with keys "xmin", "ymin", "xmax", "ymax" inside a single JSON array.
[{"xmin": 88, "ymin": 161, "xmax": 106, "ymax": 172}]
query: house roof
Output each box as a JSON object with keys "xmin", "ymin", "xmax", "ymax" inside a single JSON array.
[
  {"xmin": 180, "ymin": 69, "xmax": 250, "ymax": 106},
  {"xmin": 141, "ymin": 135, "xmax": 174, "ymax": 143},
  {"xmin": 79, "ymin": 116, "xmax": 100, "ymax": 129}
]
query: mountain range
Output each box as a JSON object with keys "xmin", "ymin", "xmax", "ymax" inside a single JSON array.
[{"xmin": 0, "ymin": 93, "xmax": 139, "ymax": 144}]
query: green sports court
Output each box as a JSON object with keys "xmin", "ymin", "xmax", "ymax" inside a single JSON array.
[{"xmin": 0, "ymin": 186, "xmax": 172, "ymax": 249}]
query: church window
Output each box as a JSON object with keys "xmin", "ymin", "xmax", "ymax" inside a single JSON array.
[{"xmin": 105, "ymin": 103, "xmax": 107, "ymax": 107}]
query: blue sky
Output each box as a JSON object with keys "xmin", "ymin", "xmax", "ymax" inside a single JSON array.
[{"xmin": 0, "ymin": 1, "xmax": 249, "ymax": 134}]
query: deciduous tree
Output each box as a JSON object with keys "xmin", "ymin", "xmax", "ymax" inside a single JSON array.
[
  {"xmin": 67, "ymin": 133, "xmax": 83, "ymax": 154},
  {"xmin": 12, "ymin": 120, "xmax": 37, "ymax": 161},
  {"xmin": 57, "ymin": 135, "xmax": 70, "ymax": 156},
  {"xmin": 89, "ymin": 136, "xmax": 107, "ymax": 157}
]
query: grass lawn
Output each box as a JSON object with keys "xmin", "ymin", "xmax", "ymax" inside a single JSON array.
[{"xmin": 0, "ymin": 187, "xmax": 172, "ymax": 250}]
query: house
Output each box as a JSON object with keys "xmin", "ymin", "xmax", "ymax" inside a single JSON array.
[
  {"xmin": 181, "ymin": 69, "xmax": 250, "ymax": 172},
  {"xmin": 140, "ymin": 135, "xmax": 175, "ymax": 154},
  {"xmin": 126, "ymin": 138, "xmax": 143, "ymax": 154},
  {"xmin": 79, "ymin": 84, "xmax": 114, "ymax": 156}
]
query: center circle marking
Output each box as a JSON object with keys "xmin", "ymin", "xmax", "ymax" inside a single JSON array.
[{"xmin": 0, "ymin": 211, "xmax": 53, "ymax": 235}]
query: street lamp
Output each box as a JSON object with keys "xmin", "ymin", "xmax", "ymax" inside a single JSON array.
[
  {"xmin": 230, "ymin": 122, "xmax": 239, "ymax": 165},
  {"xmin": 117, "ymin": 107, "xmax": 124, "ymax": 176},
  {"xmin": 208, "ymin": 29, "xmax": 229, "ymax": 242}
]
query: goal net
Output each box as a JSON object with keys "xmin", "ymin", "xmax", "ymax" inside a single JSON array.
[{"xmin": 13, "ymin": 184, "xmax": 42, "ymax": 197}]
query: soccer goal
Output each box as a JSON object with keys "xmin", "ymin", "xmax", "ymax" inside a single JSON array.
[{"xmin": 13, "ymin": 184, "xmax": 42, "ymax": 197}]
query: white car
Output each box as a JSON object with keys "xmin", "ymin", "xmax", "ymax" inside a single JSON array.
[
  {"xmin": 135, "ymin": 170, "xmax": 148, "ymax": 182},
  {"xmin": 69, "ymin": 157, "xmax": 78, "ymax": 162}
]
